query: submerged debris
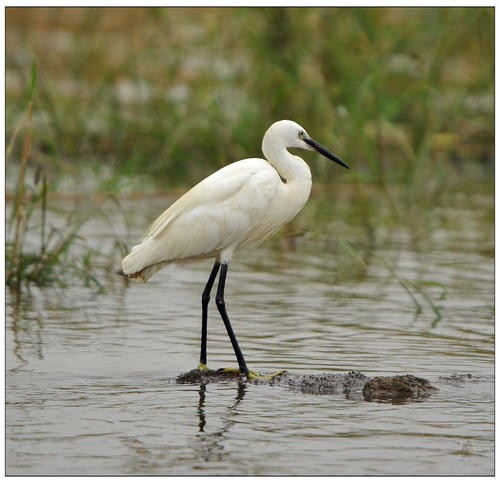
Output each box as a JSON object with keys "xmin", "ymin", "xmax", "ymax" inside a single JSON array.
[
  {"xmin": 176, "ymin": 368, "xmax": 438, "ymax": 402},
  {"xmin": 261, "ymin": 370, "xmax": 369, "ymax": 397},
  {"xmin": 438, "ymin": 373, "xmax": 474, "ymax": 383}
]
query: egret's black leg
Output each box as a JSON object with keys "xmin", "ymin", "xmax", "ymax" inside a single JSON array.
[
  {"xmin": 200, "ymin": 260, "xmax": 221, "ymax": 367},
  {"xmin": 215, "ymin": 263, "xmax": 249, "ymax": 375}
]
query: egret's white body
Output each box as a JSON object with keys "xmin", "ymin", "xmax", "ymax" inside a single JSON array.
[
  {"xmin": 122, "ymin": 121, "xmax": 314, "ymax": 280},
  {"xmin": 121, "ymin": 119, "xmax": 348, "ymax": 377}
]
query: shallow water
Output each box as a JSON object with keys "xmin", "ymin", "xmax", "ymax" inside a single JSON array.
[{"xmin": 6, "ymin": 193, "xmax": 494, "ymax": 476}]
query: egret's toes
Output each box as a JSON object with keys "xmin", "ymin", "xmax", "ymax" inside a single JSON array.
[
  {"xmin": 247, "ymin": 369, "xmax": 287, "ymax": 381},
  {"xmin": 222, "ymin": 367, "xmax": 242, "ymax": 374},
  {"xmin": 222, "ymin": 367, "xmax": 261, "ymax": 379},
  {"xmin": 247, "ymin": 370, "xmax": 262, "ymax": 381},
  {"xmin": 221, "ymin": 367, "xmax": 287, "ymax": 381},
  {"xmin": 198, "ymin": 363, "xmax": 209, "ymax": 372}
]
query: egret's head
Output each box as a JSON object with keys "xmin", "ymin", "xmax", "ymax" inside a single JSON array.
[{"xmin": 264, "ymin": 120, "xmax": 349, "ymax": 169}]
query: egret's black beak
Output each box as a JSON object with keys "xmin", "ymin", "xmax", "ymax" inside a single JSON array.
[{"xmin": 305, "ymin": 138, "xmax": 349, "ymax": 169}]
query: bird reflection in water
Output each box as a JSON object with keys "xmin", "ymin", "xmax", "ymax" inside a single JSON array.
[{"xmin": 193, "ymin": 382, "xmax": 247, "ymax": 462}]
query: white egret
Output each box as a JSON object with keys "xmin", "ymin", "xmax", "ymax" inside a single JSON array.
[{"xmin": 121, "ymin": 120, "xmax": 349, "ymax": 378}]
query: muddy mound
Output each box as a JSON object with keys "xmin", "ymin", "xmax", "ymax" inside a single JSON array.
[{"xmin": 176, "ymin": 368, "xmax": 438, "ymax": 402}]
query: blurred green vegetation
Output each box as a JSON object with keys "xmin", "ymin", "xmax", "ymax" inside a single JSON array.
[
  {"xmin": 6, "ymin": 7, "xmax": 493, "ymax": 184},
  {"xmin": 6, "ymin": 60, "xmax": 118, "ymax": 290},
  {"xmin": 5, "ymin": 7, "xmax": 494, "ymax": 278}
]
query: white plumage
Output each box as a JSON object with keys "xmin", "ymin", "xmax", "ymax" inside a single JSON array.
[
  {"xmin": 121, "ymin": 120, "xmax": 348, "ymax": 280},
  {"xmin": 120, "ymin": 119, "xmax": 348, "ymax": 376}
]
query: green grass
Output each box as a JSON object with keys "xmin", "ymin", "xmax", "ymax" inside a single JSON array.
[{"xmin": 6, "ymin": 61, "xmax": 124, "ymax": 291}]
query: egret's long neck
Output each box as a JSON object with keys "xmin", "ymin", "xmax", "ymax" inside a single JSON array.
[
  {"xmin": 262, "ymin": 130, "xmax": 313, "ymax": 222},
  {"xmin": 262, "ymin": 136, "xmax": 312, "ymax": 186}
]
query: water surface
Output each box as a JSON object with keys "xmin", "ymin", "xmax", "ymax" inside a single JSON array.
[{"xmin": 6, "ymin": 193, "xmax": 494, "ymax": 475}]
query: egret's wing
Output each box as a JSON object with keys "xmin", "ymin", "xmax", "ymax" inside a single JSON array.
[
  {"xmin": 121, "ymin": 159, "xmax": 281, "ymax": 280},
  {"xmin": 145, "ymin": 162, "xmax": 258, "ymax": 239},
  {"xmin": 147, "ymin": 161, "xmax": 280, "ymax": 258}
]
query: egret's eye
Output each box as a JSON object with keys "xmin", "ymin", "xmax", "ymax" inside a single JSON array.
[{"xmin": 298, "ymin": 130, "xmax": 305, "ymax": 139}]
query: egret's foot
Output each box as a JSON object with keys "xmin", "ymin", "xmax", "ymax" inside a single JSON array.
[
  {"xmin": 197, "ymin": 363, "xmax": 209, "ymax": 372},
  {"xmin": 222, "ymin": 367, "xmax": 243, "ymax": 374},
  {"xmin": 222, "ymin": 367, "xmax": 286, "ymax": 381},
  {"xmin": 247, "ymin": 369, "xmax": 287, "ymax": 381}
]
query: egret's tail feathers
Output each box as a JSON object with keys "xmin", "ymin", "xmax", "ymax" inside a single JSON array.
[
  {"xmin": 121, "ymin": 239, "xmax": 169, "ymax": 282},
  {"xmin": 127, "ymin": 261, "xmax": 169, "ymax": 282}
]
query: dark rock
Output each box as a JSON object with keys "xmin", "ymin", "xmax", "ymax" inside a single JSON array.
[{"xmin": 362, "ymin": 374, "xmax": 438, "ymax": 402}]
